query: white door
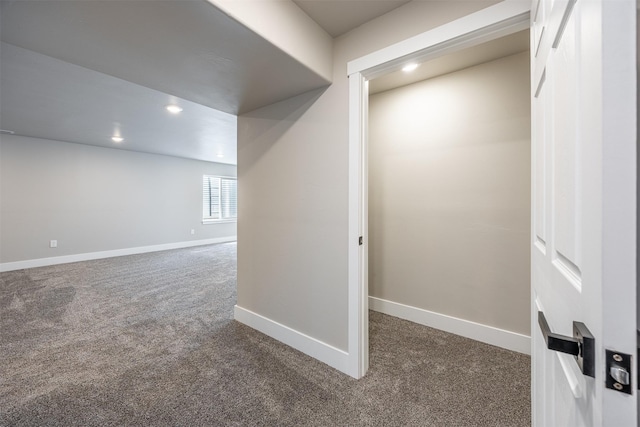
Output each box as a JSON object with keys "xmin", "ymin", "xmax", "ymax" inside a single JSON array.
[{"xmin": 531, "ymin": 0, "xmax": 636, "ymax": 425}]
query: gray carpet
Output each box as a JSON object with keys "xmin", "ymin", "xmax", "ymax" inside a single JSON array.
[{"xmin": 0, "ymin": 242, "xmax": 530, "ymax": 426}]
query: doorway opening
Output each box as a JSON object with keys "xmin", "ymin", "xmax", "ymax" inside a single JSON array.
[
  {"xmin": 346, "ymin": 2, "xmax": 532, "ymax": 379},
  {"xmin": 367, "ymin": 28, "xmax": 531, "ymax": 356}
]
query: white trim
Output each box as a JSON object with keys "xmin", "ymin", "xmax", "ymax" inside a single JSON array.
[
  {"xmin": 370, "ymin": 297, "xmax": 531, "ymax": 355},
  {"xmin": 347, "ymin": 0, "xmax": 530, "ymax": 78},
  {"xmin": 0, "ymin": 236, "xmax": 237, "ymax": 272},
  {"xmin": 346, "ymin": 1, "xmax": 531, "ymax": 382},
  {"xmin": 234, "ymin": 305, "xmax": 350, "ymax": 375},
  {"xmin": 347, "ymin": 72, "xmax": 368, "ymax": 379},
  {"xmin": 202, "ymin": 219, "xmax": 237, "ymax": 225}
]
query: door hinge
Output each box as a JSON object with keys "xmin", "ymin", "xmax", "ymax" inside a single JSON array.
[{"xmin": 358, "ymin": 236, "xmax": 363, "ymax": 246}]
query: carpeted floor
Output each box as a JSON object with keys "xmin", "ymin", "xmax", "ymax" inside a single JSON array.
[{"xmin": 0, "ymin": 242, "xmax": 530, "ymax": 426}]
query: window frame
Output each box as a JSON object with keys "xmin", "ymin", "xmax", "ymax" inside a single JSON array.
[{"xmin": 202, "ymin": 174, "xmax": 237, "ymax": 224}]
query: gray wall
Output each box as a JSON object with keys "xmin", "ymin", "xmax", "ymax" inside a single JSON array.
[
  {"xmin": 237, "ymin": 0, "xmax": 500, "ymax": 351},
  {"xmin": 0, "ymin": 135, "xmax": 236, "ymax": 263},
  {"xmin": 368, "ymin": 52, "xmax": 531, "ymax": 335}
]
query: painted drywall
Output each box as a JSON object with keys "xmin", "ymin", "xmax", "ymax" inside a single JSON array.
[
  {"xmin": 208, "ymin": 0, "xmax": 332, "ymax": 83},
  {"xmin": 237, "ymin": 0, "xmax": 501, "ymax": 351},
  {"xmin": 368, "ymin": 52, "xmax": 531, "ymax": 336},
  {"xmin": 0, "ymin": 135, "xmax": 236, "ymax": 263}
]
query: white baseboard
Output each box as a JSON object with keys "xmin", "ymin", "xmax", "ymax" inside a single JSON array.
[
  {"xmin": 369, "ymin": 296, "xmax": 531, "ymax": 355},
  {"xmin": 234, "ymin": 305, "xmax": 350, "ymax": 375},
  {"xmin": 0, "ymin": 236, "xmax": 237, "ymax": 272}
]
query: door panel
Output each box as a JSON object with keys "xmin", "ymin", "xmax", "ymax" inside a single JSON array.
[
  {"xmin": 552, "ymin": 9, "xmax": 581, "ymax": 283},
  {"xmin": 531, "ymin": 0, "xmax": 636, "ymax": 425},
  {"xmin": 533, "ymin": 71, "xmax": 547, "ymax": 254}
]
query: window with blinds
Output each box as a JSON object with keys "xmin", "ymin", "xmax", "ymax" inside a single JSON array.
[{"xmin": 203, "ymin": 175, "xmax": 237, "ymax": 222}]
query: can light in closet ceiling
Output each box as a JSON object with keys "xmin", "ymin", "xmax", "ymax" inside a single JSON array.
[
  {"xmin": 166, "ymin": 104, "xmax": 183, "ymax": 114},
  {"xmin": 402, "ymin": 63, "xmax": 419, "ymax": 72},
  {"xmin": 217, "ymin": 153, "xmax": 224, "ymax": 158},
  {"xmin": 112, "ymin": 136, "xmax": 124, "ymax": 143}
]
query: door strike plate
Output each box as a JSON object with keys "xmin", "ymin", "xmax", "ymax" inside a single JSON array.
[{"xmin": 605, "ymin": 349, "xmax": 632, "ymax": 394}]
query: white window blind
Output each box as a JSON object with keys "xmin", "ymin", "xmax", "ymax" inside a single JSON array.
[{"xmin": 203, "ymin": 175, "xmax": 237, "ymax": 222}]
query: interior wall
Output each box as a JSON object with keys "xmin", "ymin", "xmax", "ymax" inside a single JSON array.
[
  {"xmin": 0, "ymin": 135, "xmax": 237, "ymax": 264},
  {"xmin": 368, "ymin": 52, "xmax": 531, "ymax": 335},
  {"xmin": 237, "ymin": 0, "xmax": 500, "ymax": 352}
]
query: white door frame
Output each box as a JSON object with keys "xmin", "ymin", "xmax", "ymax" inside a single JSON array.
[{"xmin": 346, "ymin": 0, "xmax": 532, "ymax": 379}]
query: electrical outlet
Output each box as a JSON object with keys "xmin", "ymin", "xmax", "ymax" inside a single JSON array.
[
  {"xmin": 190, "ymin": 229, "xmax": 195, "ymax": 235},
  {"xmin": 50, "ymin": 240, "xmax": 57, "ymax": 248}
]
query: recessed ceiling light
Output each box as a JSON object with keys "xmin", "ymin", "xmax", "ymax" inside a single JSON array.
[
  {"xmin": 112, "ymin": 136, "xmax": 124, "ymax": 143},
  {"xmin": 166, "ymin": 104, "xmax": 183, "ymax": 114},
  {"xmin": 402, "ymin": 63, "xmax": 419, "ymax": 72},
  {"xmin": 216, "ymin": 153, "xmax": 224, "ymax": 158}
]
